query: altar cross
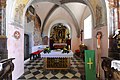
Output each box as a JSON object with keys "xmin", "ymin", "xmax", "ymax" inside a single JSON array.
[{"xmin": 87, "ymin": 58, "xmax": 93, "ymax": 69}]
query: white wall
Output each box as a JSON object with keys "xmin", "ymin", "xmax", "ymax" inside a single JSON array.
[
  {"xmin": 24, "ymin": 17, "xmax": 34, "ymax": 54},
  {"xmin": 6, "ymin": 0, "xmax": 24, "ymax": 80},
  {"xmin": 80, "ymin": 6, "xmax": 93, "ymax": 50},
  {"xmin": 7, "ymin": 24, "xmax": 24, "ymax": 80}
]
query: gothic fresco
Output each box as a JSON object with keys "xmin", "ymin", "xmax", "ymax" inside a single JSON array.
[
  {"xmin": 13, "ymin": 0, "xmax": 29, "ymax": 25},
  {"xmin": 33, "ymin": 15, "xmax": 42, "ymax": 46},
  {"xmin": 25, "ymin": 5, "xmax": 42, "ymax": 46},
  {"xmin": 95, "ymin": 5, "xmax": 103, "ymax": 27},
  {"xmin": 89, "ymin": 0, "xmax": 107, "ymax": 28},
  {"xmin": 33, "ymin": 27, "xmax": 41, "ymax": 46}
]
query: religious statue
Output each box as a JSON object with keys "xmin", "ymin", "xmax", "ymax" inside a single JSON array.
[
  {"xmin": 96, "ymin": 31, "xmax": 102, "ymax": 78},
  {"xmin": 96, "ymin": 32, "xmax": 102, "ymax": 48},
  {"xmin": 67, "ymin": 33, "xmax": 70, "ymax": 39},
  {"xmin": 58, "ymin": 30, "xmax": 62, "ymax": 38}
]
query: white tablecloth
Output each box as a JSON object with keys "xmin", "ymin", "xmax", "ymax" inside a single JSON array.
[
  {"xmin": 41, "ymin": 50, "xmax": 73, "ymax": 58},
  {"xmin": 111, "ymin": 60, "xmax": 120, "ymax": 71}
]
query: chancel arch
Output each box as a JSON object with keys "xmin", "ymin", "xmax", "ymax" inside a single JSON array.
[{"xmin": 48, "ymin": 20, "xmax": 71, "ymax": 38}]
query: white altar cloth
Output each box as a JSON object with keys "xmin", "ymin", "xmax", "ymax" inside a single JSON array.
[
  {"xmin": 111, "ymin": 60, "xmax": 120, "ymax": 71},
  {"xmin": 41, "ymin": 50, "xmax": 73, "ymax": 58}
]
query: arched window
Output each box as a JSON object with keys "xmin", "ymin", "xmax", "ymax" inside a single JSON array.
[{"xmin": 84, "ymin": 15, "xmax": 92, "ymax": 39}]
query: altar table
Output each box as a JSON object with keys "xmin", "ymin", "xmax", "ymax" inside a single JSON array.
[{"xmin": 41, "ymin": 50, "xmax": 73, "ymax": 69}]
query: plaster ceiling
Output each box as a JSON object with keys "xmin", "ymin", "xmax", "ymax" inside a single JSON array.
[
  {"xmin": 65, "ymin": 3, "xmax": 87, "ymax": 26},
  {"xmin": 32, "ymin": 1, "xmax": 90, "ymax": 37},
  {"xmin": 33, "ymin": 2, "xmax": 87, "ymax": 25},
  {"xmin": 33, "ymin": 2, "xmax": 55, "ymax": 23}
]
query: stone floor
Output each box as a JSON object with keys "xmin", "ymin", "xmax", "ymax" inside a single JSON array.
[{"xmin": 18, "ymin": 55, "xmax": 85, "ymax": 80}]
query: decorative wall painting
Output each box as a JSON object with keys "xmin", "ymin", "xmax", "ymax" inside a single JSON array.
[
  {"xmin": 95, "ymin": 5, "xmax": 103, "ymax": 28},
  {"xmin": 13, "ymin": 0, "xmax": 29, "ymax": 25}
]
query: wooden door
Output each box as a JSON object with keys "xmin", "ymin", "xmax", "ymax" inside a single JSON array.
[{"xmin": 24, "ymin": 34, "xmax": 29, "ymax": 60}]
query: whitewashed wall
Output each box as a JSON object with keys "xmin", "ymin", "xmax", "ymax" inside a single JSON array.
[
  {"xmin": 7, "ymin": 24, "xmax": 24, "ymax": 80},
  {"xmin": 24, "ymin": 17, "xmax": 34, "ymax": 54},
  {"xmin": 80, "ymin": 6, "xmax": 93, "ymax": 50}
]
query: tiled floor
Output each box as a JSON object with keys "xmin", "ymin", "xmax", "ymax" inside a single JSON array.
[{"xmin": 18, "ymin": 55, "xmax": 85, "ymax": 80}]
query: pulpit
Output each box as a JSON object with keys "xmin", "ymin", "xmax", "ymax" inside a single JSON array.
[{"xmin": 41, "ymin": 50, "xmax": 73, "ymax": 69}]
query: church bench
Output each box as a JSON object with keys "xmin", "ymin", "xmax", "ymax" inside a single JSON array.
[
  {"xmin": 30, "ymin": 50, "xmax": 43, "ymax": 60},
  {"xmin": 0, "ymin": 58, "xmax": 15, "ymax": 79}
]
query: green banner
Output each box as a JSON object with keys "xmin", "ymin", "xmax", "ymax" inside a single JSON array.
[{"xmin": 85, "ymin": 50, "xmax": 96, "ymax": 80}]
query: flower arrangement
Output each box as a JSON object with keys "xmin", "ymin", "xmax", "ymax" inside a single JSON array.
[
  {"xmin": 62, "ymin": 47, "xmax": 69, "ymax": 53},
  {"xmin": 43, "ymin": 47, "xmax": 51, "ymax": 53}
]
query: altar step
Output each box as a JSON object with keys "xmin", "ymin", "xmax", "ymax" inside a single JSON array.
[{"xmin": 18, "ymin": 55, "xmax": 84, "ymax": 80}]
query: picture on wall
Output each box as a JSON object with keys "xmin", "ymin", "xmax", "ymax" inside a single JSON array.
[{"xmin": 95, "ymin": 5, "xmax": 103, "ymax": 28}]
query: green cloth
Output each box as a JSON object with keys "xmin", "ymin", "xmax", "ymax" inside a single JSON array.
[{"xmin": 85, "ymin": 50, "xmax": 96, "ymax": 80}]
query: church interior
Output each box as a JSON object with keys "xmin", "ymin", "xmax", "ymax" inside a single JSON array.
[{"xmin": 0, "ymin": 0, "xmax": 120, "ymax": 80}]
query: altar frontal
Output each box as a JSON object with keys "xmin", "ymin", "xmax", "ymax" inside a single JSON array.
[{"xmin": 41, "ymin": 50, "xmax": 73, "ymax": 69}]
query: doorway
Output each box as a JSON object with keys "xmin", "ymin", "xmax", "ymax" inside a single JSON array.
[{"xmin": 24, "ymin": 34, "xmax": 29, "ymax": 60}]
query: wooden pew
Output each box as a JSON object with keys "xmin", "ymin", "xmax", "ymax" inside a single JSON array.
[{"xmin": 0, "ymin": 58, "xmax": 15, "ymax": 79}]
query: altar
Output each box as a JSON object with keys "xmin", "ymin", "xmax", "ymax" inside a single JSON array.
[{"xmin": 41, "ymin": 50, "xmax": 73, "ymax": 69}]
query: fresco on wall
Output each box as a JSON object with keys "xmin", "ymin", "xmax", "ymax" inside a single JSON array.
[
  {"xmin": 25, "ymin": 6, "xmax": 35, "ymax": 23},
  {"xmin": 95, "ymin": 5, "xmax": 103, "ymax": 27},
  {"xmin": 33, "ymin": 27, "xmax": 41, "ymax": 46},
  {"xmin": 14, "ymin": 0, "xmax": 29, "ymax": 25},
  {"xmin": 33, "ymin": 14, "xmax": 42, "ymax": 46},
  {"xmin": 89, "ymin": 0, "xmax": 106, "ymax": 28},
  {"xmin": 25, "ymin": 5, "xmax": 42, "ymax": 46}
]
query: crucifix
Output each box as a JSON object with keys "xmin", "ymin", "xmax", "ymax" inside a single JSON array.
[
  {"xmin": 87, "ymin": 58, "xmax": 93, "ymax": 69},
  {"xmin": 80, "ymin": 30, "xmax": 83, "ymax": 43}
]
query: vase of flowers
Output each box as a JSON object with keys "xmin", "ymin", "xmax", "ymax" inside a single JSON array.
[
  {"xmin": 43, "ymin": 47, "xmax": 51, "ymax": 53},
  {"xmin": 62, "ymin": 47, "xmax": 69, "ymax": 53}
]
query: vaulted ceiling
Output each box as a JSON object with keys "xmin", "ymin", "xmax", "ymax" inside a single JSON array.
[{"xmin": 30, "ymin": 1, "xmax": 91, "ymax": 37}]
